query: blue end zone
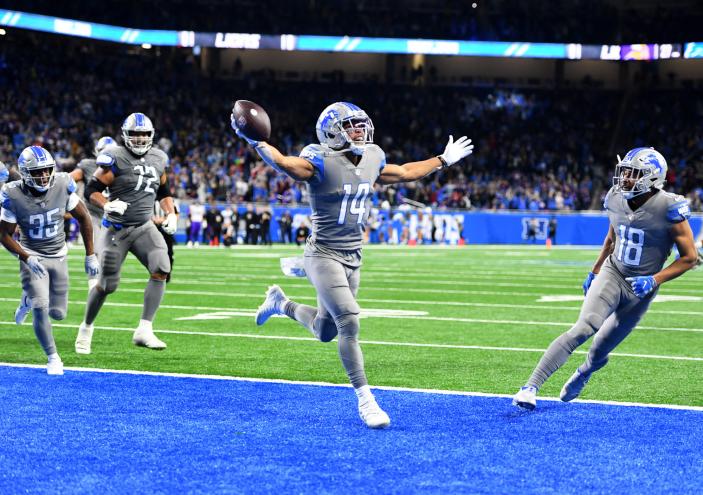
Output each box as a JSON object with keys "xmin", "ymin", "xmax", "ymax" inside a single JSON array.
[{"xmin": 1, "ymin": 366, "xmax": 702, "ymax": 493}]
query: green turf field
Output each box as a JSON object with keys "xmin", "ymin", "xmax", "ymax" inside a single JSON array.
[{"xmin": 1, "ymin": 245, "xmax": 702, "ymax": 406}]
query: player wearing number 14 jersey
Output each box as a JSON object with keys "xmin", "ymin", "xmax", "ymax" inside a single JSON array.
[
  {"xmin": 233, "ymin": 101, "xmax": 474, "ymax": 428},
  {"xmin": 75, "ymin": 113, "xmax": 178, "ymax": 353},
  {"xmin": 513, "ymin": 147, "xmax": 698, "ymax": 410}
]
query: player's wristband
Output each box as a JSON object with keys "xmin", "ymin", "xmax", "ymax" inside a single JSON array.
[{"xmin": 437, "ymin": 155, "xmax": 448, "ymax": 168}]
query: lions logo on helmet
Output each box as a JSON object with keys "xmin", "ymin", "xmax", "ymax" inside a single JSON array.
[
  {"xmin": 315, "ymin": 102, "xmax": 374, "ymax": 154},
  {"xmin": 121, "ymin": 113, "xmax": 154, "ymax": 155},
  {"xmin": 18, "ymin": 146, "xmax": 56, "ymax": 192},
  {"xmin": 613, "ymin": 147, "xmax": 668, "ymax": 199},
  {"xmin": 94, "ymin": 136, "xmax": 117, "ymax": 157}
]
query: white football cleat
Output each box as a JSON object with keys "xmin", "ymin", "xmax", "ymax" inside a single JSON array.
[
  {"xmin": 75, "ymin": 322, "xmax": 94, "ymax": 355},
  {"xmin": 512, "ymin": 385, "xmax": 538, "ymax": 410},
  {"xmin": 358, "ymin": 399, "xmax": 391, "ymax": 429},
  {"xmin": 47, "ymin": 354, "xmax": 64, "ymax": 375},
  {"xmin": 132, "ymin": 328, "xmax": 167, "ymax": 350},
  {"xmin": 255, "ymin": 285, "xmax": 288, "ymax": 326},
  {"xmin": 14, "ymin": 293, "xmax": 31, "ymax": 325},
  {"xmin": 560, "ymin": 368, "xmax": 591, "ymax": 402}
]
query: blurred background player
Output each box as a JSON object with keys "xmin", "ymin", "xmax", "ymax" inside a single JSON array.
[
  {"xmin": 70, "ymin": 136, "xmax": 116, "ymax": 290},
  {"xmin": 234, "ymin": 101, "xmax": 473, "ymax": 428},
  {"xmin": 74, "ymin": 112, "xmax": 178, "ymax": 354},
  {"xmin": 0, "ymin": 146, "xmax": 99, "ymax": 374},
  {"xmin": 513, "ymin": 148, "xmax": 698, "ymax": 410},
  {"xmin": 187, "ymin": 201, "xmax": 205, "ymax": 247}
]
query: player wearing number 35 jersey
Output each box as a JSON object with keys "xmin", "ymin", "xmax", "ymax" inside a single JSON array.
[
  {"xmin": 233, "ymin": 101, "xmax": 474, "ymax": 428},
  {"xmin": 75, "ymin": 113, "xmax": 178, "ymax": 354},
  {"xmin": 513, "ymin": 147, "xmax": 698, "ymax": 410},
  {"xmin": 1, "ymin": 146, "xmax": 98, "ymax": 375}
]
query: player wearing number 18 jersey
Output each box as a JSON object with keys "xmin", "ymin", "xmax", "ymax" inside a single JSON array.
[
  {"xmin": 513, "ymin": 147, "xmax": 698, "ymax": 410},
  {"xmin": 74, "ymin": 113, "xmax": 178, "ymax": 353},
  {"xmin": 233, "ymin": 101, "xmax": 474, "ymax": 428}
]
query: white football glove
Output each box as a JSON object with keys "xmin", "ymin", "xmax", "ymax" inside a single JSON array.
[
  {"xmin": 85, "ymin": 254, "xmax": 100, "ymax": 277},
  {"xmin": 439, "ymin": 135, "xmax": 474, "ymax": 167},
  {"xmin": 161, "ymin": 213, "xmax": 178, "ymax": 235},
  {"xmin": 103, "ymin": 199, "xmax": 129, "ymax": 215},
  {"xmin": 26, "ymin": 256, "xmax": 47, "ymax": 278}
]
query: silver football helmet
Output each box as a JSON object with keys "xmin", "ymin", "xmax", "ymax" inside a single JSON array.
[
  {"xmin": 18, "ymin": 146, "xmax": 56, "ymax": 192},
  {"xmin": 315, "ymin": 102, "xmax": 374, "ymax": 154},
  {"xmin": 613, "ymin": 147, "xmax": 667, "ymax": 199},
  {"xmin": 94, "ymin": 136, "xmax": 117, "ymax": 157},
  {"xmin": 121, "ymin": 113, "xmax": 154, "ymax": 155}
]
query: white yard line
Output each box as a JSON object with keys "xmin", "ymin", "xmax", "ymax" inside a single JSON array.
[
  {"xmin": 2, "ymin": 361, "xmax": 702, "ymax": 412},
  {"xmin": 1, "ymin": 321, "xmax": 702, "ymax": 361}
]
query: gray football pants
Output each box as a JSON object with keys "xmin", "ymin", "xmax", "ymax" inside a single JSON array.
[
  {"xmin": 527, "ymin": 262, "xmax": 654, "ymax": 389},
  {"xmin": 283, "ymin": 255, "xmax": 367, "ymax": 388},
  {"xmin": 98, "ymin": 222, "xmax": 170, "ymax": 293},
  {"xmin": 20, "ymin": 256, "xmax": 69, "ymax": 356}
]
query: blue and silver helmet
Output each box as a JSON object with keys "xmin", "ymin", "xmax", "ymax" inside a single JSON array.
[
  {"xmin": 613, "ymin": 147, "xmax": 667, "ymax": 199},
  {"xmin": 18, "ymin": 146, "xmax": 56, "ymax": 192},
  {"xmin": 94, "ymin": 136, "xmax": 117, "ymax": 157},
  {"xmin": 121, "ymin": 112, "xmax": 154, "ymax": 155},
  {"xmin": 315, "ymin": 102, "xmax": 374, "ymax": 153}
]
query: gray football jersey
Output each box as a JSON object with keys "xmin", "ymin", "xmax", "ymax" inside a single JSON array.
[
  {"xmin": 76, "ymin": 157, "xmax": 103, "ymax": 217},
  {"xmin": 96, "ymin": 145, "xmax": 169, "ymax": 226},
  {"xmin": 300, "ymin": 143, "xmax": 386, "ymax": 251},
  {"xmin": 604, "ymin": 186, "xmax": 691, "ymax": 277},
  {"xmin": 0, "ymin": 173, "xmax": 77, "ymax": 256}
]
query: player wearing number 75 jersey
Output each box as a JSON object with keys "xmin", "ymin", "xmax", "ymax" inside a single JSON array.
[
  {"xmin": 0, "ymin": 146, "xmax": 98, "ymax": 375},
  {"xmin": 513, "ymin": 147, "xmax": 698, "ymax": 411},
  {"xmin": 233, "ymin": 101, "xmax": 474, "ymax": 428},
  {"xmin": 74, "ymin": 113, "xmax": 178, "ymax": 354}
]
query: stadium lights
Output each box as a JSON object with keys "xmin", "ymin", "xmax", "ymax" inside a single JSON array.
[{"xmin": 0, "ymin": 8, "xmax": 699, "ymax": 60}]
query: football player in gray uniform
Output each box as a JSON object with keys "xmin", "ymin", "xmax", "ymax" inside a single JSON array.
[
  {"xmin": 70, "ymin": 136, "xmax": 116, "ymax": 291},
  {"xmin": 75, "ymin": 113, "xmax": 178, "ymax": 354},
  {"xmin": 0, "ymin": 146, "xmax": 99, "ymax": 375},
  {"xmin": 513, "ymin": 147, "xmax": 698, "ymax": 410},
  {"xmin": 233, "ymin": 102, "xmax": 474, "ymax": 428}
]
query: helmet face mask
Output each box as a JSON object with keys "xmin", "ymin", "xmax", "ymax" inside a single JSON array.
[
  {"xmin": 18, "ymin": 146, "xmax": 56, "ymax": 193},
  {"xmin": 316, "ymin": 102, "xmax": 374, "ymax": 154},
  {"xmin": 613, "ymin": 147, "xmax": 667, "ymax": 199},
  {"xmin": 121, "ymin": 113, "xmax": 154, "ymax": 155}
]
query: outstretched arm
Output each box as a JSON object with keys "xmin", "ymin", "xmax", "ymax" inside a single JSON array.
[
  {"xmin": 247, "ymin": 141, "xmax": 316, "ymax": 182},
  {"xmin": 377, "ymin": 135, "xmax": 473, "ymax": 185}
]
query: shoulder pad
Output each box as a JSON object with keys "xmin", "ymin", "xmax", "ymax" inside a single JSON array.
[
  {"xmin": 300, "ymin": 144, "xmax": 325, "ymax": 179},
  {"xmin": 666, "ymin": 196, "xmax": 691, "ymax": 223},
  {"xmin": 0, "ymin": 163, "xmax": 8, "ymax": 183}
]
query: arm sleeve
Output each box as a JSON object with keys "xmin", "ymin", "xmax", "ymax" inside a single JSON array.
[
  {"xmin": 666, "ymin": 196, "xmax": 691, "ymax": 223},
  {"xmin": 96, "ymin": 151, "xmax": 117, "ymax": 174},
  {"xmin": 66, "ymin": 192, "xmax": 81, "ymax": 212},
  {"xmin": 299, "ymin": 145, "xmax": 325, "ymax": 181}
]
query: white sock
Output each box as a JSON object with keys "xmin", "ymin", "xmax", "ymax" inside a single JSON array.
[
  {"xmin": 355, "ymin": 385, "xmax": 374, "ymax": 403},
  {"xmin": 80, "ymin": 321, "xmax": 94, "ymax": 331},
  {"xmin": 48, "ymin": 352, "xmax": 61, "ymax": 362},
  {"xmin": 137, "ymin": 319, "xmax": 153, "ymax": 332}
]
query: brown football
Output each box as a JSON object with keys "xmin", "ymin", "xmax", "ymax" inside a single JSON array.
[{"xmin": 232, "ymin": 100, "xmax": 271, "ymax": 142}]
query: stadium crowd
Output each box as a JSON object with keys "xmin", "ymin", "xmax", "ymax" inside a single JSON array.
[{"xmin": 1, "ymin": 32, "xmax": 702, "ymax": 216}]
